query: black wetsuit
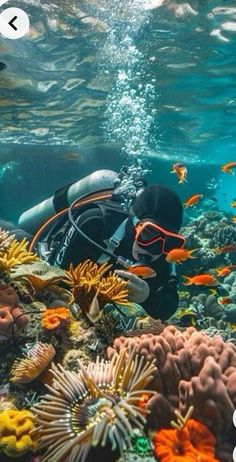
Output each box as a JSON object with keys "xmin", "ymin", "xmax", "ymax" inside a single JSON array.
[{"xmin": 44, "ymin": 200, "xmax": 179, "ymax": 320}]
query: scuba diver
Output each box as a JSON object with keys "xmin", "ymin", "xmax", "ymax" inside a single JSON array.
[
  {"xmin": 22, "ymin": 175, "xmax": 185, "ymax": 320},
  {"xmin": 2, "ymin": 170, "xmax": 185, "ymax": 320}
]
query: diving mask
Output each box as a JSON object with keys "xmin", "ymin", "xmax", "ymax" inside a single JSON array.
[{"xmin": 134, "ymin": 220, "xmax": 185, "ymax": 254}]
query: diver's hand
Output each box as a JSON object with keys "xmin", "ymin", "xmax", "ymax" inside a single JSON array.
[{"xmin": 115, "ymin": 270, "xmax": 150, "ymax": 304}]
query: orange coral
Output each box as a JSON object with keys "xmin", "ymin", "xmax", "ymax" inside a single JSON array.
[
  {"xmin": 153, "ymin": 419, "xmax": 219, "ymax": 462},
  {"xmin": 41, "ymin": 306, "xmax": 70, "ymax": 330}
]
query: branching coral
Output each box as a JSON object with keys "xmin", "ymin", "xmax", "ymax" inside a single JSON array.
[
  {"xmin": 32, "ymin": 349, "xmax": 157, "ymax": 462},
  {"xmin": 0, "ymin": 238, "xmax": 39, "ymax": 274},
  {"xmin": 11, "ymin": 342, "xmax": 55, "ymax": 384},
  {"xmin": 0, "ymin": 227, "xmax": 14, "ymax": 255},
  {"xmin": 0, "ymin": 408, "xmax": 37, "ymax": 456},
  {"xmin": 41, "ymin": 306, "xmax": 71, "ymax": 330}
]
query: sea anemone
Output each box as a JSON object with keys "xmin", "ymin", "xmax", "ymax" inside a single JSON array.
[
  {"xmin": 0, "ymin": 408, "xmax": 37, "ymax": 456},
  {"xmin": 64, "ymin": 260, "xmax": 111, "ymax": 295},
  {"xmin": 32, "ymin": 349, "xmax": 157, "ymax": 462},
  {"xmin": 0, "ymin": 238, "xmax": 39, "ymax": 274},
  {"xmin": 11, "ymin": 342, "xmax": 55, "ymax": 384},
  {"xmin": 41, "ymin": 306, "xmax": 71, "ymax": 330}
]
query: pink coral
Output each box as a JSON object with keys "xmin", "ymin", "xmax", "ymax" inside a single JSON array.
[{"xmin": 107, "ymin": 326, "xmax": 236, "ymax": 461}]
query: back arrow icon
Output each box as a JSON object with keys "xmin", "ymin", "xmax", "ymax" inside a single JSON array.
[{"xmin": 8, "ymin": 15, "xmax": 17, "ymax": 30}]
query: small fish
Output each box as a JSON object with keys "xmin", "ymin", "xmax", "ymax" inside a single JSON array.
[
  {"xmin": 230, "ymin": 202, "xmax": 236, "ymax": 208},
  {"xmin": 215, "ymin": 245, "xmax": 236, "ymax": 255},
  {"xmin": 220, "ymin": 161, "xmax": 236, "ymax": 174},
  {"xmin": 127, "ymin": 264, "xmax": 156, "ymax": 279},
  {"xmin": 87, "ymin": 289, "xmax": 101, "ymax": 323},
  {"xmin": 166, "ymin": 248, "xmax": 198, "ymax": 264},
  {"xmin": 171, "ymin": 162, "xmax": 188, "ymax": 184},
  {"xmin": 182, "ymin": 274, "xmax": 218, "ymax": 286},
  {"xmin": 219, "ymin": 297, "xmax": 233, "ymax": 305},
  {"xmin": 183, "ymin": 194, "xmax": 203, "ymax": 208},
  {"xmin": 231, "ymin": 216, "xmax": 236, "ymax": 223},
  {"xmin": 215, "ymin": 267, "xmax": 231, "ymax": 277}
]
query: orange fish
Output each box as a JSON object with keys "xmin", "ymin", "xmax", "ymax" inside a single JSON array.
[
  {"xmin": 183, "ymin": 194, "xmax": 203, "ymax": 208},
  {"xmin": 171, "ymin": 163, "xmax": 188, "ymax": 184},
  {"xmin": 166, "ymin": 248, "xmax": 197, "ymax": 264},
  {"xmin": 231, "ymin": 216, "xmax": 236, "ymax": 223},
  {"xmin": 230, "ymin": 202, "xmax": 236, "ymax": 208},
  {"xmin": 215, "ymin": 267, "xmax": 231, "ymax": 277},
  {"xmin": 182, "ymin": 274, "xmax": 218, "ymax": 286},
  {"xmin": 215, "ymin": 245, "xmax": 236, "ymax": 255},
  {"xmin": 219, "ymin": 297, "xmax": 232, "ymax": 305},
  {"xmin": 220, "ymin": 161, "xmax": 236, "ymax": 174},
  {"xmin": 127, "ymin": 264, "xmax": 156, "ymax": 279}
]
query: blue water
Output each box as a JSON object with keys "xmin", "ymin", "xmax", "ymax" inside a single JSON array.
[{"xmin": 0, "ymin": 0, "xmax": 236, "ymax": 221}]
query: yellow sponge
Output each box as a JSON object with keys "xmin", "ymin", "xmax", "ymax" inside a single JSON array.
[{"xmin": 0, "ymin": 409, "xmax": 37, "ymax": 456}]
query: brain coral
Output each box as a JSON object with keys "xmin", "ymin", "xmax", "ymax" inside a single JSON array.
[
  {"xmin": 107, "ymin": 326, "xmax": 236, "ymax": 462},
  {"xmin": 0, "ymin": 408, "xmax": 37, "ymax": 456}
]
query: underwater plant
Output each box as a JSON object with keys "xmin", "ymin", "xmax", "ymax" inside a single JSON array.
[
  {"xmin": 41, "ymin": 306, "xmax": 71, "ymax": 330},
  {"xmin": 32, "ymin": 349, "xmax": 157, "ymax": 462},
  {"xmin": 11, "ymin": 342, "xmax": 55, "ymax": 384},
  {"xmin": 0, "ymin": 408, "xmax": 37, "ymax": 456},
  {"xmin": 0, "ymin": 238, "xmax": 39, "ymax": 274}
]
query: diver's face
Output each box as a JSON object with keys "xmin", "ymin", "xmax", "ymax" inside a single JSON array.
[{"xmin": 132, "ymin": 241, "xmax": 162, "ymax": 262}]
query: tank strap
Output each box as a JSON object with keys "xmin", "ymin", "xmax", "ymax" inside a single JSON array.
[
  {"xmin": 97, "ymin": 218, "xmax": 129, "ymax": 264},
  {"xmin": 53, "ymin": 183, "xmax": 74, "ymax": 212}
]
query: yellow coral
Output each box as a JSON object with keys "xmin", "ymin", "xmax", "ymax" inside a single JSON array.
[
  {"xmin": 0, "ymin": 409, "xmax": 37, "ymax": 456},
  {"xmin": 99, "ymin": 272, "xmax": 129, "ymax": 305},
  {"xmin": 0, "ymin": 238, "xmax": 39, "ymax": 274},
  {"xmin": 64, "ymin": 259, "xmax": 111, "ymax": 295}
]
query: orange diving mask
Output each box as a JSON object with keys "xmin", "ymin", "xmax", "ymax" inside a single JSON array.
[{"xmin": 134, "ymin": 220, "xmax": 185, "ymax": 254}]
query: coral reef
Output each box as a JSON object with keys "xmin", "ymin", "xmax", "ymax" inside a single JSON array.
[
  {"xmin": 32, "ymin": 349, "xmax": 157, "ymax": 462},
  {"xmin": 107, "ymin": 325, "xmax": 236, "ymax": 461},
  {"xmin": 212, "ymin": 225, "xmax": 236, "ymax": 247},
  {"xmin": 0, "ymin": 408, "xmax": 37, "ymax": 456},
  {"xmin": 11, "ymin": 342, "xmax": 55, "ymax": 384}
]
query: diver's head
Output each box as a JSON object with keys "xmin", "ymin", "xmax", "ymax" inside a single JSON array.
[{"xmin": 131, "ymin": 184, "xmax": 184, "ymax": 262}]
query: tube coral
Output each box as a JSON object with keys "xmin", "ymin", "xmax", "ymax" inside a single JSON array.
[
  {"xmin": 11, "ymin": 342, "xmax": 55, "ymax": 384},
  {"xmin": 32, "ymin": 349, "xmax": 157, "ymax": 462},
  {"xmin": 0, "ymin": 408, "xmax": 37, "ymax": 456}
]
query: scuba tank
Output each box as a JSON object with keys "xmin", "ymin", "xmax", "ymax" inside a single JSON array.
[{"xmin": 18, "ymin": 170, "xmax": 118, "ymax": 234}]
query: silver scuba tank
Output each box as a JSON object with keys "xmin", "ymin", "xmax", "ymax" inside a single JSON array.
[{"xmin": 18, "ymin": 169, "xmax": 118, "ymax": 234}]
